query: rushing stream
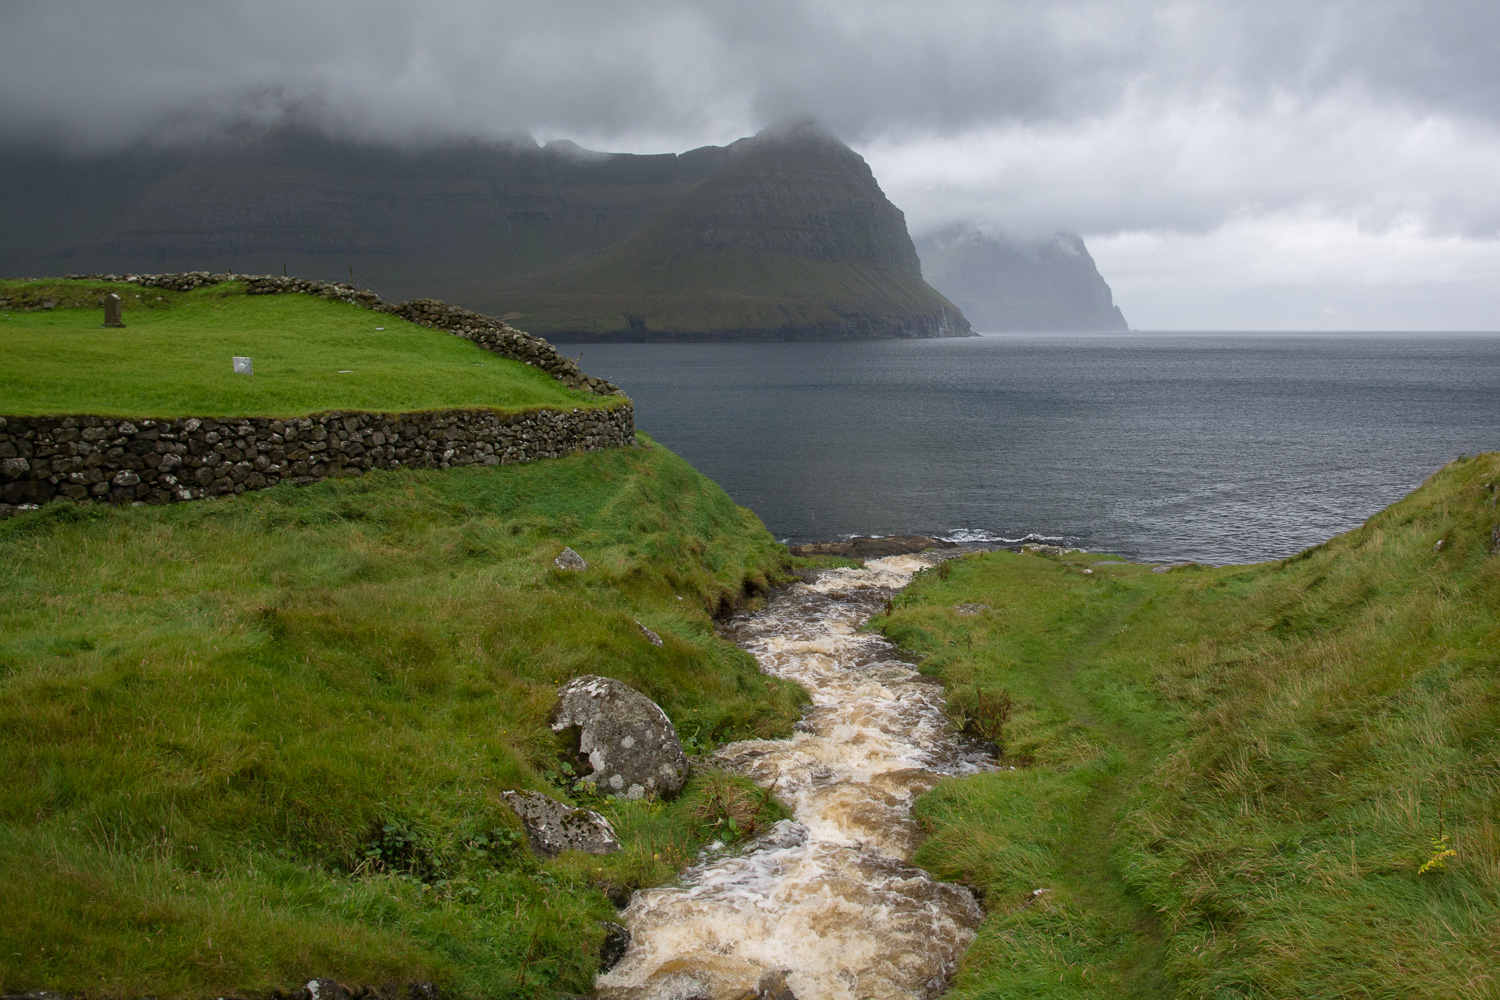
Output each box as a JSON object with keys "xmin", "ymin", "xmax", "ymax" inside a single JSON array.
[{"xmin": 597, "ymin": 555, "xmax": 990, "ymax": 1000}]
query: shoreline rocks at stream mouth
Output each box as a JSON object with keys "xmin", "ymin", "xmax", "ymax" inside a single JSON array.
[{"xmin": 786, "ymin": 535, "xmax": 957, "ymax": 560}]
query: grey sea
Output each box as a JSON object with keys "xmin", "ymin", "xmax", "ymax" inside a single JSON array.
[{"xmin": 563, "ymin": 334, "xmax": 1500, "ymax": 565}]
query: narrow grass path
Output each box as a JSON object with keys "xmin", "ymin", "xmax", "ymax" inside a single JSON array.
[{"xmin": 1043, "ymin": 591, "xmax": 1171, "ymax": 998}]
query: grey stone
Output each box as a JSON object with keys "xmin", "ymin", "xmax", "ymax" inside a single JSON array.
[
  {"xmin": 502, "ymin": 789, "xmax": 620, "ymax": 856},
  {"xmin": 232, "ymin": 356, "xmax": 253, "ymax": 375},
  {"xmin": 1, "ymin": 457, "xmax": 28, "ymax": 477},
  {"xmin": 555, "ymin": 546, "xmax": 589, "ymax": 571},
  {"xmin": 110, "ymin": 470, "xmax": 140, "ymax": 486},
  {"xmin": 102, "ymin": 293, "xmax": 125, "ymax": 328},
  {"xmin": 551, "ymin": 675, "xmax": 687, "ymax": 800},
  {"xmin": 636, "ymin": 620, "xmax": 663, "ymax": 646}
]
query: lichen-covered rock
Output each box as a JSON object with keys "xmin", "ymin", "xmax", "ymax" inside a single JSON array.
[
  {"xmin": 551, "ymin": 675, "xmax": 688, "ymax": 800},
  {"xmin": 502, "ymin": 789, "xmax": 620, "ymax": 856},
  {"xmin": 555, "ymin": 546, "xmax": 589, "ymax": 571}
]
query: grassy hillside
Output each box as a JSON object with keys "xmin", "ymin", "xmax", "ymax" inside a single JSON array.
[
  {"xmin": 0, "ymin": 279, "xmax": 605, "ymax": 417},
  {"xmin": 878, "ymin": 453, "xmax": 1500, "ymax": 998},
  {"xmin": 0, "ymin": 442, "xmax": 804, "ymax": 998}
]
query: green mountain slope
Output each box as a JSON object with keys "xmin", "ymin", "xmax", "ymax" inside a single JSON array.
[
  {"xmin": 879, "ymin": 454, "xmax": 1500, "ymax": 998},
  {"xmin": 0, "ymin": 126, "xmax": 970, "ymax": 342}
]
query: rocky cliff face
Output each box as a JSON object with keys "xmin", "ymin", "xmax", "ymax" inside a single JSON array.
[
  {"xmin": 915, "ymin": 225, "xmax": 1128, "ymax": 332},
  {"xmin": 0, "ymin": 126, "xmax": 970, "ymax": 342},
  {"xmin": 647, "ymin": 124, "xmax": 922, "ymax": 267}
]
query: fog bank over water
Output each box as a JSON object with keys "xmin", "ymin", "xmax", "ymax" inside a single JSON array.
[{"xmin": 3, "ymin": 1, "xmax": 1497, "ymax": 329}]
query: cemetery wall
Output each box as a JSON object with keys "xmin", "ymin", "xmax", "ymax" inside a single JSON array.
[
  {"xmin": 0, "ymin": 403, "xmax": 635, "ymax": 515},
  {"xmin": 0, "ymin": 272, "xmax": 638, "ymax": 516}
]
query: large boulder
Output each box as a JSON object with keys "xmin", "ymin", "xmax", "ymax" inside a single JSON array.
[
  {"xmin": 502, "ymin": 790, "xmax": 620, "ymax": 856},
  {"xmin": 551, "ymin": 676, "xmax": 688, "ymax": 800}
]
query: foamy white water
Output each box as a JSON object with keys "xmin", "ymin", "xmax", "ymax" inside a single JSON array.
[{"xmin": 597, "ymin": 555, "xmax": 988, "ymax": 1000}]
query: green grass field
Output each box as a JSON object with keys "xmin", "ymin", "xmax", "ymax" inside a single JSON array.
[
  {"xmin": 880, "ymin": 454, "xmax": 1500, "ymax": 999},
  {"xmin": 0, "ymin": 279, "xmax": 603, "ymax": 417},
  {"xmin": 0, "ymin": 441, "xmax": 803, "ymax": 998}
]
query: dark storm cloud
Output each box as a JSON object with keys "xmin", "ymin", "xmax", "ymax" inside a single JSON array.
[
  {"xmin": 2, "ymin": 0, "xmax": 1495, "ymax": 147},
  {"xmin": 3, "ymin": 0, "xmax": 1497, "ymax": 327}
]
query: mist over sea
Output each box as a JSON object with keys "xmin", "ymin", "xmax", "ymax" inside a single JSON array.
[{"xmin": 567, "ymin": 333, "xmax": 1500, "ymax": 565}]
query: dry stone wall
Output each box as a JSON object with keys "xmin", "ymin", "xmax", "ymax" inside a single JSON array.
[
  {"xmin": 0, "ymin": 405, "xmax": 634, "ymax": 515},
  {"xmin": 2, "ymin": 272, "xmax": 637, "ymax": 517}
]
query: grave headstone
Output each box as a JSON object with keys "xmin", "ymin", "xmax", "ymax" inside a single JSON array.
[
  {"xmin": 232, "ymin": 356, "xmax": 253, "ymax": 375},
  {"xmin": 102, "ymin": 293, "xmax": 125, "ymax": 328}
]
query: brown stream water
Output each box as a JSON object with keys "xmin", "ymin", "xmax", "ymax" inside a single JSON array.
[{"xmin": 596, "ymin": 555, "xmax": 989, "ymax": 1000}]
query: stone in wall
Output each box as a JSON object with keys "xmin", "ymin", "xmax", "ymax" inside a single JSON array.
[{"xmin": 0, "ymin": 405, "xmax": 635, "ymax": 517}]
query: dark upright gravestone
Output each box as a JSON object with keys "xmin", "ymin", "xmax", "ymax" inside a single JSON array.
[{"xmin": 102, "ymin": 293, "xmax": 125, "ymax": 328}]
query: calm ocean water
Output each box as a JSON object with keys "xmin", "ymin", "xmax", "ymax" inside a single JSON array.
[{"xmin": 561, "ymin": 334, "xmax": 1500, "ymax": 565}]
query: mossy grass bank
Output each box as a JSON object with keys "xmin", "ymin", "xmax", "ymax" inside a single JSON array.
[
  {"xmin": 880, "ymin": 453, "xmax": 1500, "ymax": 998},
  {"xmin": 0, "ymin": 439, "xmax": 802, "ymax": 997},
  {"xmin": 0, "ymin": 279, "xmax": 606, "ymax": 418}
]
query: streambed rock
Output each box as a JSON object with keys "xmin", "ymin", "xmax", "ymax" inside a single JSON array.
[
  {"xmin": 552, "ymin": 675, "xmax": 687, "ymax": 800},
  {"xmin": 600, "ymin": 921, "xmax": 632, "ymax": 972},
  {"xmin": 502, "ymin": 789, "xmax": 620, "ymax": 856}
]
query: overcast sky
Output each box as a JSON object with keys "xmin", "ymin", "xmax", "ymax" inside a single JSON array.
[{"xmin": 3, "ymin": 0, "xmax": 1498, "ymax": 330}]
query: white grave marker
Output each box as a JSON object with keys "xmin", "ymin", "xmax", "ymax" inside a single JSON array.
[{"xmin": 232, "ymin": 356, "xmax": 253, "ymax": 375}]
